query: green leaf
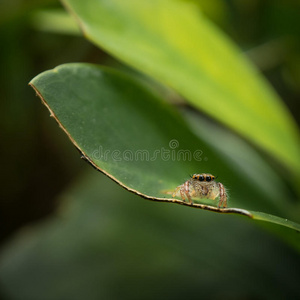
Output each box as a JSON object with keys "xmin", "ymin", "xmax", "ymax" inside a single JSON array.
[
  {"xmin": 61, "ymin": 0, "xmax": 300, "ymax": 176},
  {"xmin": 29, "ymin": 63, "xmax": 300, "ymax": 232},
  {"xmin": 251, "ymin": 211, "xmax": 300, "ymax": 231},
  {"xmin": 251, "ymin": 211, "xmax": 300, "ymax": 233}
]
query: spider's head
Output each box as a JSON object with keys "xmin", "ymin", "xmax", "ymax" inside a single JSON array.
[{"xmin": 192, "ymin": 173, "xmax": 215, "ymax": 182}]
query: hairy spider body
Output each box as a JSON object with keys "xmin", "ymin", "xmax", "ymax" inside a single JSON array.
[{"xmin": 172, "ymin": 173, "xmax": 228, "ymax": 208}]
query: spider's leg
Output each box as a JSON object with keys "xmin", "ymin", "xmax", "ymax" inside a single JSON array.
[
  {"xmin": 218, "ymin": 182, "xmax": 227, "ymax": 208},
  {"xmin": 172, "ymin": 186, "xmax": 181, "ymax": 198},
  {"xmin": 180, "ymin": 185, "xmax": 186, "ymax": 201},
  {"xmin": 172, "ymin": 185, "xmax": 187, "ymax": 202},
  {"xmin": 184, "ymin": 180, "xmax": 193, "ymax": 204}
]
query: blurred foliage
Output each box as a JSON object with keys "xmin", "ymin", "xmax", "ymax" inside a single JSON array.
[
  {"xmin": 0, "ymin": 0, "xmax": 299, "ymax": 299},
  {"xmin": 1, "ymin": 171, "xmax": 300, "ymax": 299}
]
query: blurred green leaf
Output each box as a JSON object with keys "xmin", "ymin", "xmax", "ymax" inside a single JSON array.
[
  {"xmin": 0, "ymin": 0, "xmax": 57, "ymax": 26},
  {"xmin": 61, "ymin": 0, "xmax": 300, "ymax": 176},
  {"xmin": 30, "ymin": 9, "xmax": 80, "ymax": 35},
  {"xmin": 29, "ymin": 63, "xmax": 300, "ymax": 232},
  {"xmin": 0, "ymin": 171, "xmax": 300, "ymax": 300}
]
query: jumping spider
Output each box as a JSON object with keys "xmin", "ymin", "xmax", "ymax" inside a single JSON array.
[{"xmin": 172, "ymin": 173, "xmax": 228, "ymax": 208}]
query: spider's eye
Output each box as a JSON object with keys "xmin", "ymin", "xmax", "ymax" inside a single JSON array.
[
  {"xmin": 199, "ymin": 175, "xmax": 204, "ymax": 181},
  {"xmin": 206, "ymin": 176, "xmax": 211, "ymax": 182}
]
